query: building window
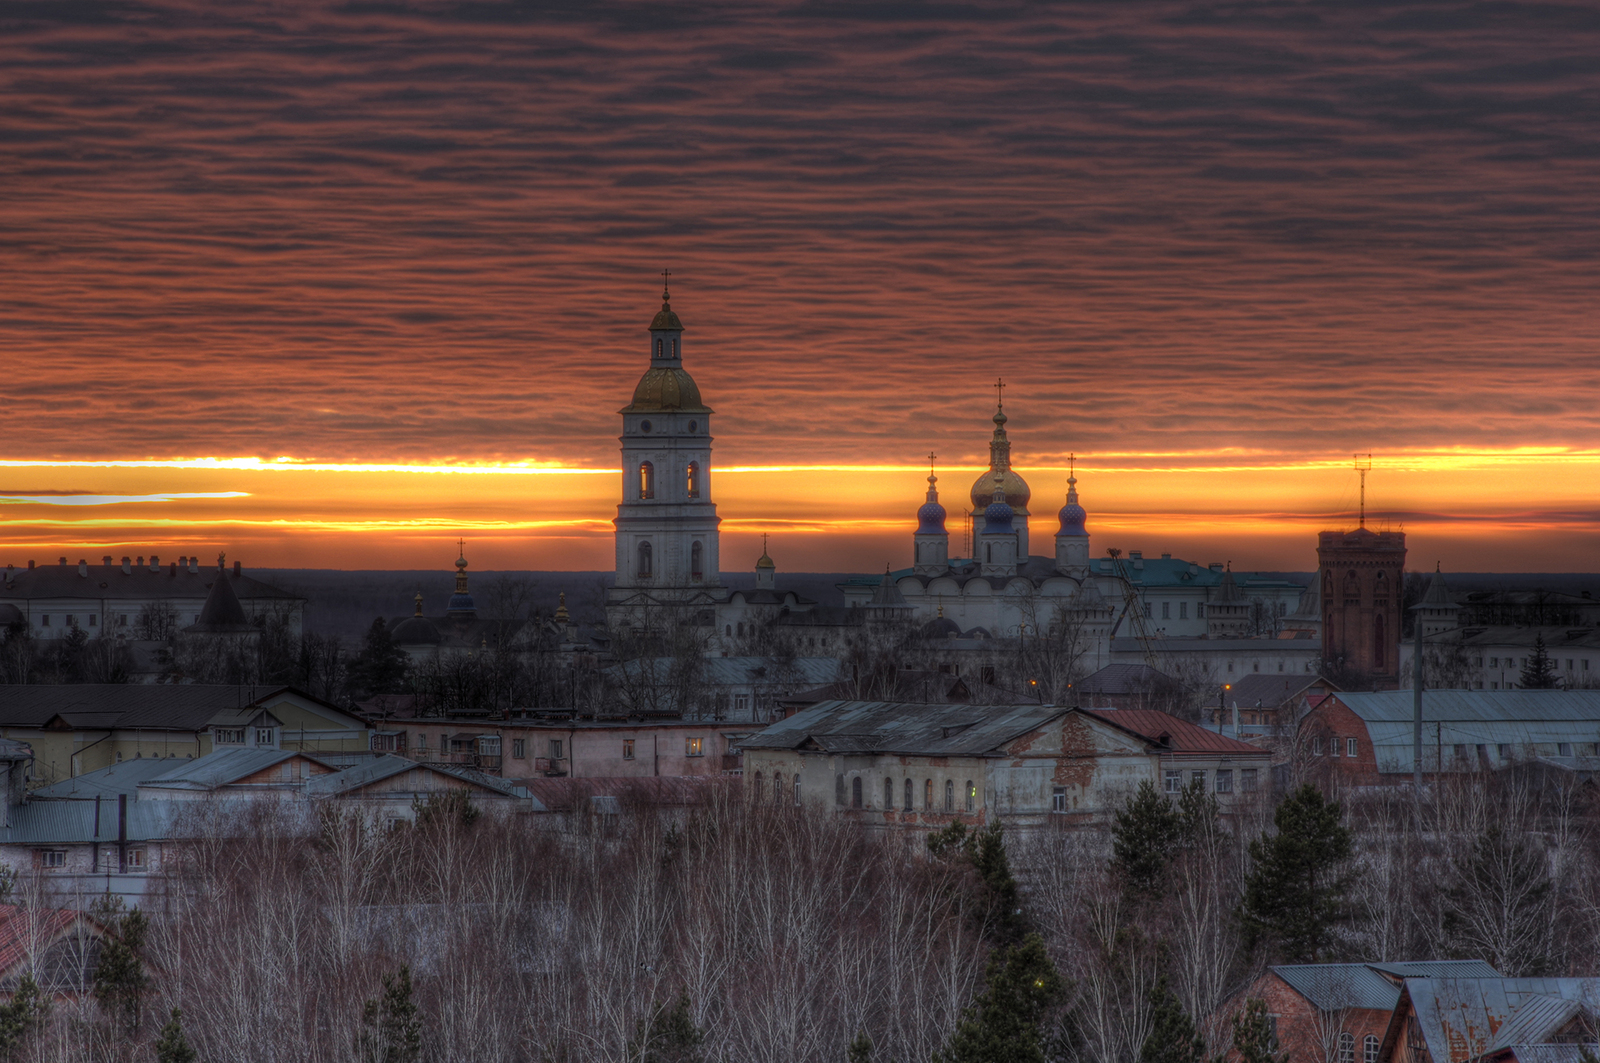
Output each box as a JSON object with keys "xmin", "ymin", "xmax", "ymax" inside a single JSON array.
[
  {"xmin": 1190, "ymin": 770, "xmax": 1206, "ymax": 789},
  {"xmin": 1164, "ymin": 770, "xmax": 1182, "ymax": 794},
  {"xmin": 687, "ymin": 462, "xmax": 700, "ymax": 498},
  {"xmin": 1313, "ymin": 736, "xmax": 1324, "ymax": 755},
  {"xmin": 126, "ymin": 848, "xmax": 146, "ymax": 870},
  {"xmin": 1052, "ymin": 786, "xmax": 1067, "ymax": 813},
  {"xmin": 415, "ymin": 733, "xmax": 427, "ymax": 752},
  {"xmin": 1559, "ymin": 743, "xmax": 1573, "ymax": 757},
  {"xmin": 622, "ymin": 739, "xmax": 635, "ymax": 760},
  {"xmin": 655, "ymin": 338, "xmax": 662, "ymax": 357},
  {"xmin": 255, "ymin": 728, "xmax": 274, "ymax": 746},
  {"xmin": 686, "ymin": 737, "xmax": 704, "ymax": 757},
  {"xmin": 1339, "ymin": 1032, "xmax": 1355, "ymax": 1063},
  {"xmin": 88, "ymin": 614, "xmax": 96, "ymax": 626},
  {"xmin": 372, "ymin": 733, "xmax": 402, "ymax": 753},
  {"xmin": 772, "ymin": 772, "xmax": 783, "ymax": 803},
  {"xmin": 40, "ymin": 616, "xmax": 49, "ymax": 627},
  {"xmin": 549, "ymin": 739, "xmax": 563, "ymax": 759},
  {"xmin": 637, "ymin": 540, "xmax": 653, "ymax": 578},
  {"xmin": 851, "ymin": 776, "xmax": 862, "ymax": 809},
  {"xmin": 39, "ymin": 850, "xmax": 65, "ymax": 869},
  {"xmin": 1497, "ymin": 744, "xmax": 1510, "ymax": 760},
  {"xmin": 884, "ymin": 777, "xmax": 893, "ymax": 808},
  {"xmin": 944, "ymin": 780, "xmax": 954, "ymax": 812},
  {"xmin": 1215, "ymin": 770, "xmax": 1233, "ymax": 794},
  {"xmin": 925, "ymin": 779, "xmax": 933, "ymax": 809},
  {"xmin": 965, "ymin": 781, "xmax": 976, "ymax": 812},
  {"xmin": 691, "ymin": 541, "xmax": 703, "ymax": 580},
  {"xmin": 480, "ymin": 736, "xmax": 501, "ymax": 757},
  {"xmin": 1180, "ymin": 602, "xmax": 1188, "ymax": 620},
  {"xmin": 1347, "ymin": 737, "xmax": 1357, "ymax": 757},
  {"xmin": 904, "ymin": 779, "xmax": 913, "ymax": 811},
  {"xmin": 794, "ymin": 776, "xmax": 802, "ymax": 805},
  {"xmin": 1365, "ymin": 1036, "xmax": 1380, "ymax": 1063},
  {"xmin": 836, "ymin": 774, "xmax": 845, "ymax": 805},
  {"xmin": 215, "ymin": 728, "xmax": 245, "ymax": 745},
  {"xmin": 639, "ymin": 461, "xmax": 655, "ymax": 499},
  {"xmin": 1241, "ymin": 768, "xmax": 1259, "ymax": 792},
  {"xmin": 512, "ymin": 739, "xmax": 526, "ymax": 759},
  {"xmin": 1162, "ymin": 601, "xmax": 1170, "ymax": 620},
  {"xmin": 734, "ymin": 695, "xmax": 749, "ymax": 716},
  {"xmin": 752, "ymin": 772, "xmax": 763, "ymax": 801}
]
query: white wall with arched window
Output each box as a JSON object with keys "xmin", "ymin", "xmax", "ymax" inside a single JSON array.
[{"xmin": 639, "ymin": 461, "xmax": 655, "ymax": 499}]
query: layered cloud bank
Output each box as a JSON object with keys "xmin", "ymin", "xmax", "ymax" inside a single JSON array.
[{"xmin": 1, "ymin": 1, "xmax": 1596, "ymax": 568}]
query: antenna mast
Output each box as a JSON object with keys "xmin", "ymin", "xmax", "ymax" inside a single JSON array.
[{"xmin": 1354, "ymin": 453, "xmax": 1373, "ymax": 528}]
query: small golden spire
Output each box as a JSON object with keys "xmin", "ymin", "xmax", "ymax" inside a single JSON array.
[
  {"xmin": 413, "ymin": 592, "xmax": 423, "ymax": 617},
  {"xmin": 661, "ymin": 267, "xmax": 672, "ymax": 303},
  {"xmin": 554, "ymin": 591, "xmax": 569, "ymax": 623}
]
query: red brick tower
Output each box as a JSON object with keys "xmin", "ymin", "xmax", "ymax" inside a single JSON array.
[{"xmin": 1317, "ymin": 528, "xmax": 1407, "ymax": 686}]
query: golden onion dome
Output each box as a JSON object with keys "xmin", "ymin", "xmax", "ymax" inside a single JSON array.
[
  {"xmin": 970, "ymin": 468, "xmax": 1031, "ymax": 513},
  {"xmin": 621, "ymin": 367, "xmax": 710, "ymax": 413},
  {"xmin": 650, "ymin": 303, "xmax": 684, "ymax": 330}
]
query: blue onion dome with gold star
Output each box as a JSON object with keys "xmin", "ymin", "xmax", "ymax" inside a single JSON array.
[
  {"xmin": 1057, "ymin": 471, "xmax": 1088, "ymax": 536},
  {"xmin": 983, "ymin": 472, "xmax": 1014, "ymax": 533},
  {"xmin": 968, "ymin": 401, "xmax": 1031, "ymax": 514},
  {"xmin": 447, "ymin": 548, "xmax": 477, "ymax": 618},
  {"xmin": 917, "ymin": 465, "xmax": 947, "ymax": 533}
]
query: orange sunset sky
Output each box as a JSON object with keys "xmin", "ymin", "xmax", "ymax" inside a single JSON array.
[{"xmin": 2, "ymin": 1, "xmax": 1597, "ymax": 574}]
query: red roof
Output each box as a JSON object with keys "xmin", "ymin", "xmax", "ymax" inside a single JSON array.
[
  {"xmin": 1079, "ymin": 708, "xmax": 1269, "ymax": 756},
  {"xmin": 0, "ymin": 904, "xmax": 95, "ymax": 979}
]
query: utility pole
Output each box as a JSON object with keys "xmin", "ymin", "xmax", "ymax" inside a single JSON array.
[{"xmin": 1412, "ymin": 596, "xmax": 1424, "ymax": 795}]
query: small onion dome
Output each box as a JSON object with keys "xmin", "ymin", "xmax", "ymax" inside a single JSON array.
[
  {"xmin": 984, "ymin": 498, "xmax": 1015, "ymax": 534},
  {"xmin": 917, "ymin": 499, "xmax": 946, "ymax": 534},
  {"xmin": 650, "ymin": 296, "xmax": 684, "ymax": 331},
  {"xmin": 756, "ymin": 551, "xmax": 775, "ymax": 571},
  {"xmin": 447, "ymin": 590, "xmax": 476, "ymax": 614},
  {"xmin": 1057, "ymin": 477, "xmax": 1087, "ymax": 536},
  {"xmin": 621, "ymin": 367, "xmax": 710, "ymax": 413}
]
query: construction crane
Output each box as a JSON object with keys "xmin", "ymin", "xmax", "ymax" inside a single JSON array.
[{"xmin": 1105, "ymin": 547, "xmax": 1160, "ymax": 669}]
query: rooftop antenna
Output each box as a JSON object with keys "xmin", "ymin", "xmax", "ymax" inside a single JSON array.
[{"xmin": 1354, "ymin": 453, "xmax": 1373, "ymax": 528}]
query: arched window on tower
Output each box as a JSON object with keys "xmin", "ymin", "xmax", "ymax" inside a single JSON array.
[
  {"xmin": 1374, "ymin": 612, "xmax": 1386, "ymax": 669},
  {"xmin": 904, "ymin": 778, "xmax": 913, "ymax": 811},
  {"xmin": 671, "ymin": 337, "xmax": 678, "ymax": 357},
  {"xmin": 639, "ymin": 462, "xmax": 655, "ymax": 499},
  {"xmin": 691, "ymin": 541, "xmax": 704, "ymax": 580},
  {"xmin": 686, "ymin": 462, "xmax": 700, "ymax": 498},
  {"xmin": 655, "ymin": 338, "xmax": 663, "ymax": 357},
  {"xmin": 1344, "ymin": 569, "xmax": 1360, "ymax": 604},
  {"xmin": 637, "ymin": 541, "xmax": 653, "ymax": 579},
  {"xmin": 851, "ymin": 777, "xmax": 862, "ymax": 809}
]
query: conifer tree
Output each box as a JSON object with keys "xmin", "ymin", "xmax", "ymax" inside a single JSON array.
[
  {"xmin": 155, "ymin": 1007, "xmax": 198, "ymax": 1063},
  {"xmin": 630, "ymin": 994, "xmax": 703, "ymax": 1063},
  {"xmin": 936, "ymin": 933, "xmax": 1064, "ymax": 1063},
  {"xmin": 848, "ymin": 1030, "xmax": 874, "ymax": 1063},
  {"xmin": 1140, "ymin": 979, "xmax": 1206, "ymax": 1063},
  {"xmin": 1231, "ymin": 999, "xmax": 1289, "ymax": 1063},
  {"xmin": 928, "ymin": 819, "xmax": 1026, "ymax": 941},
  {"xmin": 0, "ymin": 974, "xmax": 44, "ymax": 1054},
  {"xmin": 1111, "ymin": 780, "xmax": 1181, "ymax": 897},
  {"xmin": 358, "ymin": 966, "xmax": 422, "ymax": 1063},
  {"xmin": 1519, "ymin": 633, "xmax": 1559, "ymax": 689},
  {"xmin": 93, "ymin": 907, "xmax": 150, "ymax": 1035},
  {"xmin": 348, "ymin": 617, "xmax": 411, "ymax": 700},
  {"xmin": 1241, "ymin": 785, "xmax": 1352, "ymax": 962}
]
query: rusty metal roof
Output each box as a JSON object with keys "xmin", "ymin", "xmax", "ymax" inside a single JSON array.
[
  {"xmin": 742, "ymin": 700, "xmax": 1067, "ymax": 757},
  {"xmin": 1404, "ymin": 977, "xmax": 1600, "ymax": 1063},
  {"xmin": 1081, "ymin": 709, "xmax": 1268, "ymax": 757}
]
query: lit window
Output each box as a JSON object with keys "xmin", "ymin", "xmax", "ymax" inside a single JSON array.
[
  {"xmin": 126, "ymin": 849, "xmax": 145, "ymax": 870},
  {"xmin": 965, "ymin": 780, "xmax": 975, "ymax": 812},
  {"xmin": 622, "ymin": 739, "xmax": 635, "ymax": 760},
  {"xmin": 639, "ymin": 462, "xmax": 655, "ymax": 499},
  {"xmin": 686, "ymin": 737, "xmax": 704, "ymax": 757},
  {"xmin": 687, "ymin": 462, "xmax": 700, "ymax": 498}
]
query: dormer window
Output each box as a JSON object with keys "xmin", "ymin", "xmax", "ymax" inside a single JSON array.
[
  {"xmin": 215, "ymin": 728, "xmax": 245, "ymax": 745},
  {"xmin": 255, "ymin": 727, "xmax": 276, "ymax": 747}
]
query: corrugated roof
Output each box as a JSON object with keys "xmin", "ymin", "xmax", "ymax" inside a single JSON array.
[
  {"xmin": 1501, "ymin": 1046, "xmax": 1600, "ymax": 1063},
  {"xmin": 306, "ymin": 755, "xmax": 539, "ymax": 805},
  {"xmin": 31, "ymin": 757, "xmax": 189, "ymax": 798},
  {"xmin": 1370, "ymin": 961, "xmax": 1503, "ymax": 980},
  {"xmin": 1079, "ymin": 664, "xmax": 1177, "ymax": 696},
  {"xmin": 0, "ymin": 799, "xmax": 182, "ymax": 844},
  {"xmin": 1406, "ymin": 977, "xmax": 1600, "ymax": 1063},
  {"xmin": 1486, "ymin": 995, "xmax": 1582, "ymax": 1053},
  {"xmin": 0, "ymin": 684, "xmax": 288, "ymax": 730},
  {"xmin": 1331, "ymin": 692, "xmax": 1600, "ymax": 774},
  {"xmin": 140, "ymin": 747, "xmax": 300, "ymax": 789},
  {"xmin": 1080, "ymin": 709, "xmax": 1269, "ymax": 757},
  {"xmin": 1274, "ymin": 964, "xmax": 1403, "ymax": 1011},
  {"xmin": 742, "ymin": 701, "xmax": 1067, "ymax": 758},
  {"xmin": 1338, "ymin": 691, "xmax": 1600, "ymax": 724}
]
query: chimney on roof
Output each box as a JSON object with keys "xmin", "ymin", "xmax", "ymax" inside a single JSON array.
[
  {"xmin": 178, "ymin": 555, "xmax": 186, "ymax": 568},
  {"xmin": 148, "ymin": 555, "xmax": 159, "ymax": 572},
  {"xmin": 27, "ymin": 561, "xmax": 34, "ymax": 570},
  {"xmin": 122, "ymin": 557, "xmax": 132, "ymax": 574},
  {"xmin": 169, "ymin": 562, "xmax": 177, "ymax": 577},
  {"xmin": 233, "ymin": 560, "xmax": 241, "ymax": 577},
  {"xmin": 4, "ymin": 565, "xmax": 12, "ymax": 585},
  {"xmin": 103, "ymin": 555, "xmax": 113, "ymax": 567},
  {"xmin": 136, "ymin": 556, "xmax": 143, "ymax": 569},
  {"xmin": 59, "ymin": 557, "xmax": 67, "ymax": 567},
  {"xmin": 187, "ymin": 556, "xmax": 198, "ymax": 574},
  {"xmin": 78, "ymin": 560, "xmax": 88, "ymax": 577}
]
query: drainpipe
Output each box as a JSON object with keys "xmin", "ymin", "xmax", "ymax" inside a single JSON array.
[
  {"xmin": 1413, "ymin": 610, "xmax": 1424, "ymax": 794},
  {"xmin": 117, "ymin": 794, "xmax": 128, "ymax": 875}
]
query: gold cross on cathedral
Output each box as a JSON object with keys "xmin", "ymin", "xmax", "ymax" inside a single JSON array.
[
  {"xmin": 661, "ymin": 268, "xmax": 672, "ymax": 299},
  {"xmin": 994, "ymin": 377, "xmax": 1005, "ymax": 409},
  {"xmin": 928, "ymin": 451, "xmax": 937, "ymax": 475},
  {"xmin": 457, "ymin": 538, "xmax": 465, "ymax": 557}
]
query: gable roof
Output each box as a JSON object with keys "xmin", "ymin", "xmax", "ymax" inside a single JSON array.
[
  {"xmin": 1078, "ymin": 663, "xmax": 1181, "ymax": 697},
  {"xmin": 1336, "ymin": 691, "xmax": 1600, "ymax": 724},
  {"xmin": 741, "ymin": 701, "xmax": 1067, "ymax": 757},
  {"xmin": 137, "ymin": 747, "xmax": 319, "ymax": 791},
  {"xmin": 0, "ymin": 904, "xmax": 103, "ymax": 984},
  {"xmin": 1401, "ymin": 977, "xmax": 1600, "ymax": 1063},
  {"xmin": 1078, "ymin": 709, "xmax": 1269, "ymax": 757},
  {"xmin": 1225, "ymin": 673, "xmax": 1337, "ymax": 710},
  {"xmin": 1273, "ymin": 961, "xmax": 1502, "ymax": 1013},
  {"xmin": 0, "ymin": 684, "xmax": 362, "ymax": 733},
  {"xmin": 31, "ymin": 757, "xmax": 190, "ymax": 799},
  {"xmin": 305, "ymin": 755, "xmax": 540, "ymax": 806}
]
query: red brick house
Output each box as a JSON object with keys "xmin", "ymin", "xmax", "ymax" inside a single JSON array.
[
  {"xmin": 1378, "ymin": 975, "xmax": 1600, "ymax": 1063},
  {"xmin": 1225, "ymin": 961, "xmax": 1500, "ymax": 1063}
]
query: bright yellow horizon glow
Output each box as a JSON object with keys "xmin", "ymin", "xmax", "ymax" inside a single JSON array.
[{"xmin": 0, "ymin": 447, "xmax": 1592, "ymax": 572}]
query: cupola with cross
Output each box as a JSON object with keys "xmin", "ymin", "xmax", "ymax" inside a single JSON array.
[
  {"xmin": 968, "ymin": 378, "xmax": 1032, "ymax": 558},
  {"xmin": 913, "ymin": 452, "xmax": 950, "ymax": 576},
  {"xmin": 608, "ymin": 274, "xmax": 727, "ymax": 621}
]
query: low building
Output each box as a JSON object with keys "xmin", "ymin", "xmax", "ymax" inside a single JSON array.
[
  {"xmin": 1381, "ymin": 976, "xmax": 1600, "ymax": 1063},
  {"xmin": 0, "ymin": 684, "xmax": 370, "ymax": 786},
  {"xmin": 1299, "ymin": 690, "xmax": 1600, "ymax": 785},
  {"xmin": 739, "ymin": 700, "xmax": 1270, "ymax": 830},
  {"xmin": 0, "ymin": 554, "xmax": 303, "ymax": 640},
  {"xmin": 1404, "ymin": 626, "xmax": 1600, "ymax": 692},
  {"xmin": 1207, "ymin": 673, "xmax": 1341, "ymax": 733},
  {"xmin": 1078, "ymin": 664, "xmax": 1188, "ymax": 711},
  {"xmin": 1225, "ymin": 961, "xmax": 1500, "ymax": 1063},
  {"xmin": 0, "ymin": 903, "xmax": 108, "ymax": 997}
]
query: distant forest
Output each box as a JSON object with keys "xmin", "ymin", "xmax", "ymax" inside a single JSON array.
[{"xmin": 250, "ymin": 569, "xmax": 1600, "ymax": 641}]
